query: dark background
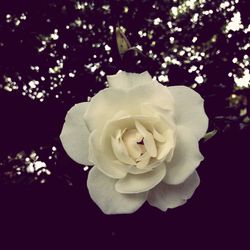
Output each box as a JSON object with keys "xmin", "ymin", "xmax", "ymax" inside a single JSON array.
[{"xmin": 0, "ymin": 0, "xmax": 249, "ymax": 249}]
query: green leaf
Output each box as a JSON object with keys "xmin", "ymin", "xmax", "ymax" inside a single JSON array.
[{"xmin": 203, "ymin": 129, "xmax": 218, "ymax": 142}]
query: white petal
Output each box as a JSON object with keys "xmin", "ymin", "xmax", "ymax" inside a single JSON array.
[
  {"xmin": 60, "ymin": 102, "xmax": 92, "ymax": 165},
  {"xmin": 123, "ymin": 129, "xmax": 143, "ymax": 159},
  {"xmin": 135, "ymin": 121, "xmax": 157, "ymax": 157},
  {"xmin": 107, "ymin": 71, "xmax": 153, "ymax": 90},
  {"xmin": 111, "ymin": 135, "xmax": 135, "ymax": 165},
  {"xmin": 165, "ymin": 148, "xmax": 175, "ymax": 162},
  {"xmin": 157, "ymin": 129, "xmax": 175, "ymax": 160},
  {"xmin": 153, "ymin": 128, "xmax": 166, "ymax": 142},
  {"xmin": 164, "ymin": 126, "xmax": 204, "ymax": 185},
  {"xmin": 140, "ymin": 103, "xmax": 176, "ymax": 128},
  {"xmin": 84, "ymin": 88, "xmax": 125, "ymax": 131},
  {"xmin": 123, "ymin": 164, "xmax": 152, "ymax": 175},
  {"xmin": 89, "ymin": 130, "xmax": 127, "ymax": 179},
  {"xmin": 87, "ymin": 167, "xmax": 147, "ymax": 214},
  {"xmin": 85, "ymin": 82, "xmax": 174, "ymax": 131},
  {"xmin": 168, "ymin": 86, "xmax": 208, "ymax": 140},
  {"xmin": 132, "ymin": 83, "xmax": 174, "ymax": 111},
  {"xmin": 147, "ymin": 171, "xmax": 200, "ymax": 211},
  {"xmin": 136, "ymin": 152, "xmax": 151, "ymax": 169},
  {"xmin": 115, "ymin": 163, "xmax": 166, "ymax": 194}
]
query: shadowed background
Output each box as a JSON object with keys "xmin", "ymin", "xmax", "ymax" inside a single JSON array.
[{"xmin": 0, "ymin": 0, "xmax": 249, "ymax": 249}]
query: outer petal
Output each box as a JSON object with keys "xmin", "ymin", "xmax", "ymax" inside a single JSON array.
[
  {"xmin": 60, "ymin": 102, "xmax": 92, "ymax": 165},
  {"xmin": 164, "ymin": 126, "xmax": 204, "ymax": 185},
  {"xmin": 84, "ymin": 82, "xmax": 174, "ymax": 131},
  {"xmin": 168, "ymin": 86, "xmax": 208, "ymax": 140},
  {"xmin": 115, "ymin": 163, "xmax": 166, "ymax": 194},
  {"xmin": 87, "ymin": 167, "xmax": 147, "ymax": 214},
  {"xmin": 107, "ymin": 71, "xmax": 153, "ymax": 90},
  {"xmin": 84, "ymin": 88, "xmax": 125, "ymax": 131},
  {"xmin": 89, "ymin": 130, "xmax": 127, "ymax": 179},
  {"xmin": 147, "ymin": 171, "xmax": 200, "ymax": 211}
]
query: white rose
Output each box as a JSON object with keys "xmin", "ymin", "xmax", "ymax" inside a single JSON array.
[{"xmin": 60, "ymin": 71, "xmax": 208, "ymax": 214}]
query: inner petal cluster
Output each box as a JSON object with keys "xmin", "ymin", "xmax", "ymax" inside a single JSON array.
[{"xmin": 110, "ymin": 120, "xmax": 174, "ymax": 170}]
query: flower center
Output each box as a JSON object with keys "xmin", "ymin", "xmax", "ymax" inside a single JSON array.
[
  {"xmin": 110, "ymin": 120, "xmax": 173, "ymax": 169},
  {"xmin": 137, "ymin": 138, "xmax": 144, "ymax": 145}
]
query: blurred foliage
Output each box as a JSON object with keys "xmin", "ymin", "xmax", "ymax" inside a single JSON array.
[{"xmin": 0, "ymin": 0, "xmax": 249, "ymax": 185}]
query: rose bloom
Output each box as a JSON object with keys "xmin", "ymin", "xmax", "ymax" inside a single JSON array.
[{"xmin": 60, "ymin": 71, "xmax": 208, "ymax": 214}]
